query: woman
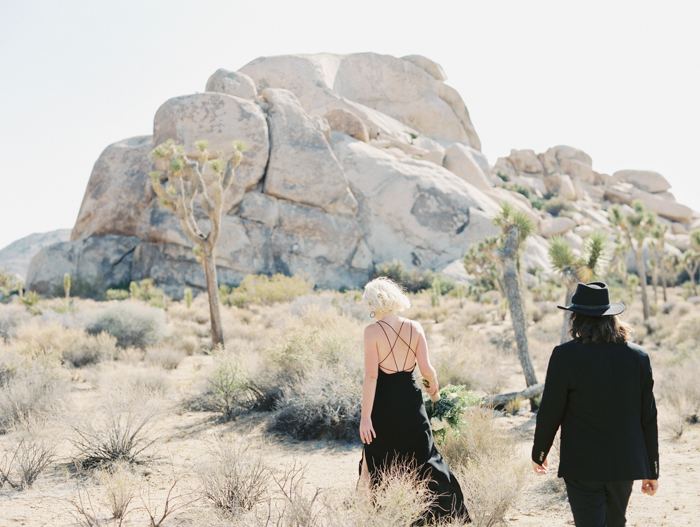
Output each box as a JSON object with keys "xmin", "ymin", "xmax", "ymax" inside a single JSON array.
[
  {"xmin": 359, "ymin": 277, "xmax": 468, "ymax": 522},
  {"xmin": 532, "ymin": 282, "xmax": 659, "ymax": 527}
]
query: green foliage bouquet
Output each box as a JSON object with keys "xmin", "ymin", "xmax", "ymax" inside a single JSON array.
[{"xmin": 423, "ymin": 385, "xmax": 480, "ymax": 444}]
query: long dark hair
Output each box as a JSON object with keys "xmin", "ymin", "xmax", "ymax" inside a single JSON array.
[{"xmin": 569, "ymin": 312, "xmax": 634, "ymax": 344}]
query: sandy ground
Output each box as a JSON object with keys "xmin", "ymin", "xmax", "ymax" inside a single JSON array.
[{"xmin": 1, "ymin": 336, "xmax": 699, "ymax": 526}]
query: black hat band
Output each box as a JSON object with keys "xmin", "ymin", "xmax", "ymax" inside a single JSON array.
[{"xmin": 570, "ymin": 303, "xmax": 611, "ymax": 310}]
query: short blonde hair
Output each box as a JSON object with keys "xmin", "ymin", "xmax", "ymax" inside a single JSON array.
[{"xmin": 362, "ymin": 277, "xmax": 411, "ymax": 314}]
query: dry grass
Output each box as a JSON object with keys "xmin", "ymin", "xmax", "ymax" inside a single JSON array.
[
  {"xmin": 440, "ymin": 408, "xmax": 528, "ymax": 527},
  {"xmin": 96, "ymin": 462, "xmax": 137, "ymax": 519},
  {"xmin": 198, "ymin": 439, "xmax": 270, "ymax": 514},
  {"xmin": 0, "ymin": 436, "xmax": 55, "ymax": 489}
]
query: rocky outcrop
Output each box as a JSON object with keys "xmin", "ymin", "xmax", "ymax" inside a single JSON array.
[
  {"xmin": 72, "ymin": 136, "xmax": 155, "ymax": 241},
  {"xmin": 24, "ymin": 51, "xmax": 699, "ymax": 297},
  {"xmin": 153, "ymin": 92, "xmax": 269, "ymax": 212},
  {"xmin": 261, "ymin": 88, "xmax": 358, "ymax": 215},
  {"xmin": 239, "ymin": 52, "xmax": 481, "ymax": 148},
  {"xmin": 0, "ymin": 230, "xmax": 71, "ymax": 280},
  {"xmin": 205, "ymin": 69, "xmax": 257, "ymax": 100}
]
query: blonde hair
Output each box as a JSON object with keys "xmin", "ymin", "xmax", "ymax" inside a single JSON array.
[{"xmin": 362, "ymin": 277, "xmax": 411, "ymax": 314}]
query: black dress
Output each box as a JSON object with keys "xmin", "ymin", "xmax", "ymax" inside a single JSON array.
[{"xmin": 361, "ymin": 319, "xmax": 469, "ymax": 523}]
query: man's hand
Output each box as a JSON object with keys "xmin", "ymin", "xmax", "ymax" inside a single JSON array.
[
  {"xmin": 359, "ymin": 416, "xmax": 376, "ymax": 445},
  {"xmin": 532, "ymin": 459, "xmax": 548, "ymax": 475},
  {"xmin": 641, "ymin": 479, "xmax": 658, "ymax": 496}
]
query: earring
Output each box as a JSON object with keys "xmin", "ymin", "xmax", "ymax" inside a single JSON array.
[{"xmin": 370, "ymin": 311, "xmax": 376, "ymax": 318}]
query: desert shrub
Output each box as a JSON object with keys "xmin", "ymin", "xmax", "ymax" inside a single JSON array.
[
  {"xmin": 128, "ymin": 278, "xmax": 168, "ymax": 308},
  {"xmin": 15, "ymin": 320, "xmax": 116, "ymax": 367},
  {"xmin": 0, "ymin": 305, "xmax": 30, "ymax": 341},
  {"xmin": 542, "ymin": 196, "xmax": 572, "ymax": 217},
  {"xmin": 51, "ymin": 275, "xmax": 105, "ymax": 300},
  {"xmin": 440, "ymin": 409, "xmax": 528, "ymax": 527},
  {"xmin": 190, "ymin": 351, "xmax": 258, "ymax": 420},
  {"xmin": 502, "ymin": 182, "xmax": 531, "ymax": 199},
  {"xmin": 144, "ymin": 346, "xmax": 185, "ymax": 370},
  {"xmin": 0, "ymin": 348, "xmax": 68, "ymax": 433},
  {"xmin": 270, "ymin": 364, "xmax": 362, "ymax": 442},
  {"xmin": 86, "ymin": 302, "xmax": 167, "ymax": 349},
  {"xmin": 96, "ymin": 462, "xmax": 136, "ymax": 520},
  {"xmin": 71, "ymin": 402, "xmax": 158, "ymax": 469},
  {"xmin": 660, "ymin": 358, "xmax": 700, "ymax": 438},
  {"xmin": 199, "ymin": 439, "xmax": 269, "ymax": 514},
  {"xmin": 221, "ymin": 273, "xmax": 314, "ymax": 308},
  {"xmin": 0, "ymin": 437, "xmax": 55, "ymax": 489},
  {"xmin": 373, "ymin": 260, "xmax": 434, "ymax": 293},
  {"xmin": 326, "ymin": 463, "xmax": 435, "ymax": 527},
  {"xmin": 105, "ymin": 288, "xmax": 130, "ymax": 301},
  {"xmin": 95, "ymin": 363, "xmax": 171, "ymax": 397}
]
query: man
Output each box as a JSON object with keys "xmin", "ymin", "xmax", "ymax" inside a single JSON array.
[{"xmin": 532, "ymin": 282, "xmax": 659, "ymax": 527}]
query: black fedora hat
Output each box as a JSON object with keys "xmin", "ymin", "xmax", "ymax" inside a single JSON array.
[{"xmin": 557, "ymin": 282, "xmax": 625, "ymax": 316}]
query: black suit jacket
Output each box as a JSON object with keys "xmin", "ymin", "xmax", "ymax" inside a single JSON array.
[{"xmin": 532, "ymin": 339, "xmax": 659, "ymax": 481}]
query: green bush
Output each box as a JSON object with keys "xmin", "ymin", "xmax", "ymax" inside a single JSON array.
[
  {"xmin": 220, "ymin": 274, "xmax": 314, "ymax": 307},
  {"xmin": 86, "ymin": 302, "xmax": 167, "ymax": 349},
  {"xmin": 105, "ymin": 289, "xmax": 130, "ymax": 301},
  {"xmin": 542, "ymin": 196, "xmax": 572, "ymax": 217},
  {"xmin": 502, "ymin": 182, "xmax": 531, "ymax": 199},
  {"xmin": 373, "ymin": 260, "xmax": 434, "ymax": 293}
]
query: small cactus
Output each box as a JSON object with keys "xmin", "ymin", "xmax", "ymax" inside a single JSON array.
[
  {"xmin": 63, "ymin": 273, "xmax": 71, "ymax": 300},
  {"xmin": 184, "ymin": 287, "xmax": 193, "ymax": 309}
]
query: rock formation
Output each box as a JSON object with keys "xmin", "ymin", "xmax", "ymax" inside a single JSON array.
[{"xmin": 24, "ymin": 52, "xmax": 699, "ymax": 297}]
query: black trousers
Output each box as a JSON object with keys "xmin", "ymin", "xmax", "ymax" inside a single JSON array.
[{"xmin": 564, "ymin": 479, "xmax": 634, "ymax": 527}]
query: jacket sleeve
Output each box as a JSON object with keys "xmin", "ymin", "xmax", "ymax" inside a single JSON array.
[
  {"xmin": 641, "ymin": 354, "xmax": 659, "ymax": 479},
  {"xmin": 532, "ymin": 346, "xmax": 568, "ymax": 465}
]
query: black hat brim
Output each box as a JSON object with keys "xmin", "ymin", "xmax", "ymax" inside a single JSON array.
[{"xmin": 556, "ymin": 302, "xmax": 626, "ymax": 317}]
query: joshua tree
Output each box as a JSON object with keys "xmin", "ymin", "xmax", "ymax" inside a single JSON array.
[
  {"xmin": 150, "ymin": 139, "xmax": 244, "ymax": 348},
  {"xmin": 0, "ymin": 268, "xmax": 15, "ymax": 299},
  {"xmin": 677, "ymin": 230, "xmax": 700, "ymax": 296},
  {"xmin": 462, "ymin": 235, "xmax": 503, "ymax": 299},
  {"xmin": 649, "ymin": 224, "xmax": 669, "ymax": 302},
  {"xmin": 548, "ymin": 231, "xmax": 608, "ymax": 343},
  {"xmin": 609, "ymin": 201, "xmax": 656, "ymax": 321},
  {"xmin": 492, "ymin": 202, "xmax": 539, "ymax": 399}
]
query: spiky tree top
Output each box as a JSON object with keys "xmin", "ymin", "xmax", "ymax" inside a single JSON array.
[
  {"xmin": 492, "ymin": 201, "xmax": 535, "ymax": 250},
  {"xmin": 609, "ymin": 200, "xmax": 657, "ymax": 245},
  {"xmin": 149, "ymin": 139, "xmax": 244, "ymax": 249},
  {"xmin": 549, "ymin": 231, "xmax": 608, "ymax": 284}
]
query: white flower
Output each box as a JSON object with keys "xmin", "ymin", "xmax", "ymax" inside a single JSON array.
[
  {"xmin": 430, "ymin": 417, "xmax": 447, "ymax": 431},
  {"xmin": 447, "ymin": 393, "xmax": 459, "ymax": 400}
]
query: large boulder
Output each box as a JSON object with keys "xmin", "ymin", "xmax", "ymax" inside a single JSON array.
[
  {"xmin": 331, "ymin": 133, "xmax": 499, "ymax": 270},
  {"xmin": 239, "ymin": 52, "xmax": 481, "ymax": 148},
  {"xmin": 540, "ymin": 145, "xmax": 592, "ymax": 175},
  {"xmin": 323, "ymin": 108, "xmax": 370, "ymax": 143},
  {"xmin": 401, "ymin": 55, "xmax": 448, "ymax": 82},
  {"xmin": 72, "ymin": 136, "xmax": 154, "ymax": 241},
  {"xmin": 613, "ymin": 170, "xmax": 672, "ymax": 194},
  {"xmin": 630, "ymin": 188, "xmax": 694, "ymax": 223},
  {"xmin": 506, "ymin": 149, "xmax": 544, "ymax": 174},
  {"xmin": 544, "ymin": 174, "xmax": 578, "ymax": 201},
  {"xmin": 443, "ymin": 143, "xmax": 493, "ymax": 191},
  {"xmin": 153, "ymin": 92, "xmax": 269, "ymax": 212},
  {"xmin": 0, "ymin": 229, "xmax": 71, "ymax": 281},
  {"xmin": 26, "ymin": 235, "xmax": 139, "ymax": 295},
  {"xmin": 539, "ymin": 216, "xmax": 577, "ymax": 237},
  {"xmin": 205, "ymin": 69, "xmax": 257, "ymax": 100},
  {"xmin": 262, "ymin": 88, "xmax": 358, "ymax": 216}
]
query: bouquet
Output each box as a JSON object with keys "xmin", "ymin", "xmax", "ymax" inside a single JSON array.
[{"xmin": 423, "ymin": 385, "xmax": 480, "ymax": 444}]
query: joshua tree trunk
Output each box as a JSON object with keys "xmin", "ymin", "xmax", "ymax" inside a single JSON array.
[
  {"xmin": 635, "ymin": 248, "xmax": 650, "ymax": 320},
  {"xmin": 500, "ymin": 225, "xmax": 539, "ymax": 403},
  {"xmin": 651, "ymin": 268, "xmax": 658, "ymax": 305},
  {"xmin": 560, "ymin": 286, "xmax": 574, "ymax": 344},
  {"xmin": 202, "ymin": 245, "xmax": 224, "ymax": 348},
  {"xmin": 658, "ymin": 256, "xmax": 667, "ymax": 302}
]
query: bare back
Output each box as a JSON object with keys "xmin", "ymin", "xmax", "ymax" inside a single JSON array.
[{"xmin": 374, "ymin": 317, "xmax": 418, "ymax": 374}]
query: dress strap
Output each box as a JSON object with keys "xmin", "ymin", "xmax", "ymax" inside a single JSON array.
[{"xmin": 376, "ymin": 319, "xmax": 416, "ymax": 373}]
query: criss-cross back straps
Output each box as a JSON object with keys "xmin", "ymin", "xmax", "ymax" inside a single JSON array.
[{"xmin": 376, "ymin": 319, "xmax": 417, "ymax": 373}]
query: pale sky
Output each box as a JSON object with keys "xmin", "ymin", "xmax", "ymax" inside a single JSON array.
[{"xmin": 1, "ymin": 0, "xmax": 699, "ymax": 250}]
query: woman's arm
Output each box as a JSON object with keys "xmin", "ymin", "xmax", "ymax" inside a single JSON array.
[
  {"xmin": 532, "ymin": 346, "xmax": 568, "ymax": 469},
  {"xmin": 414, "ymin": 322, "xmax": 439, "ymax": 396},
  {"xmin": 360, "ymin": 325, "xmax": 379, "ymax": 444}
]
